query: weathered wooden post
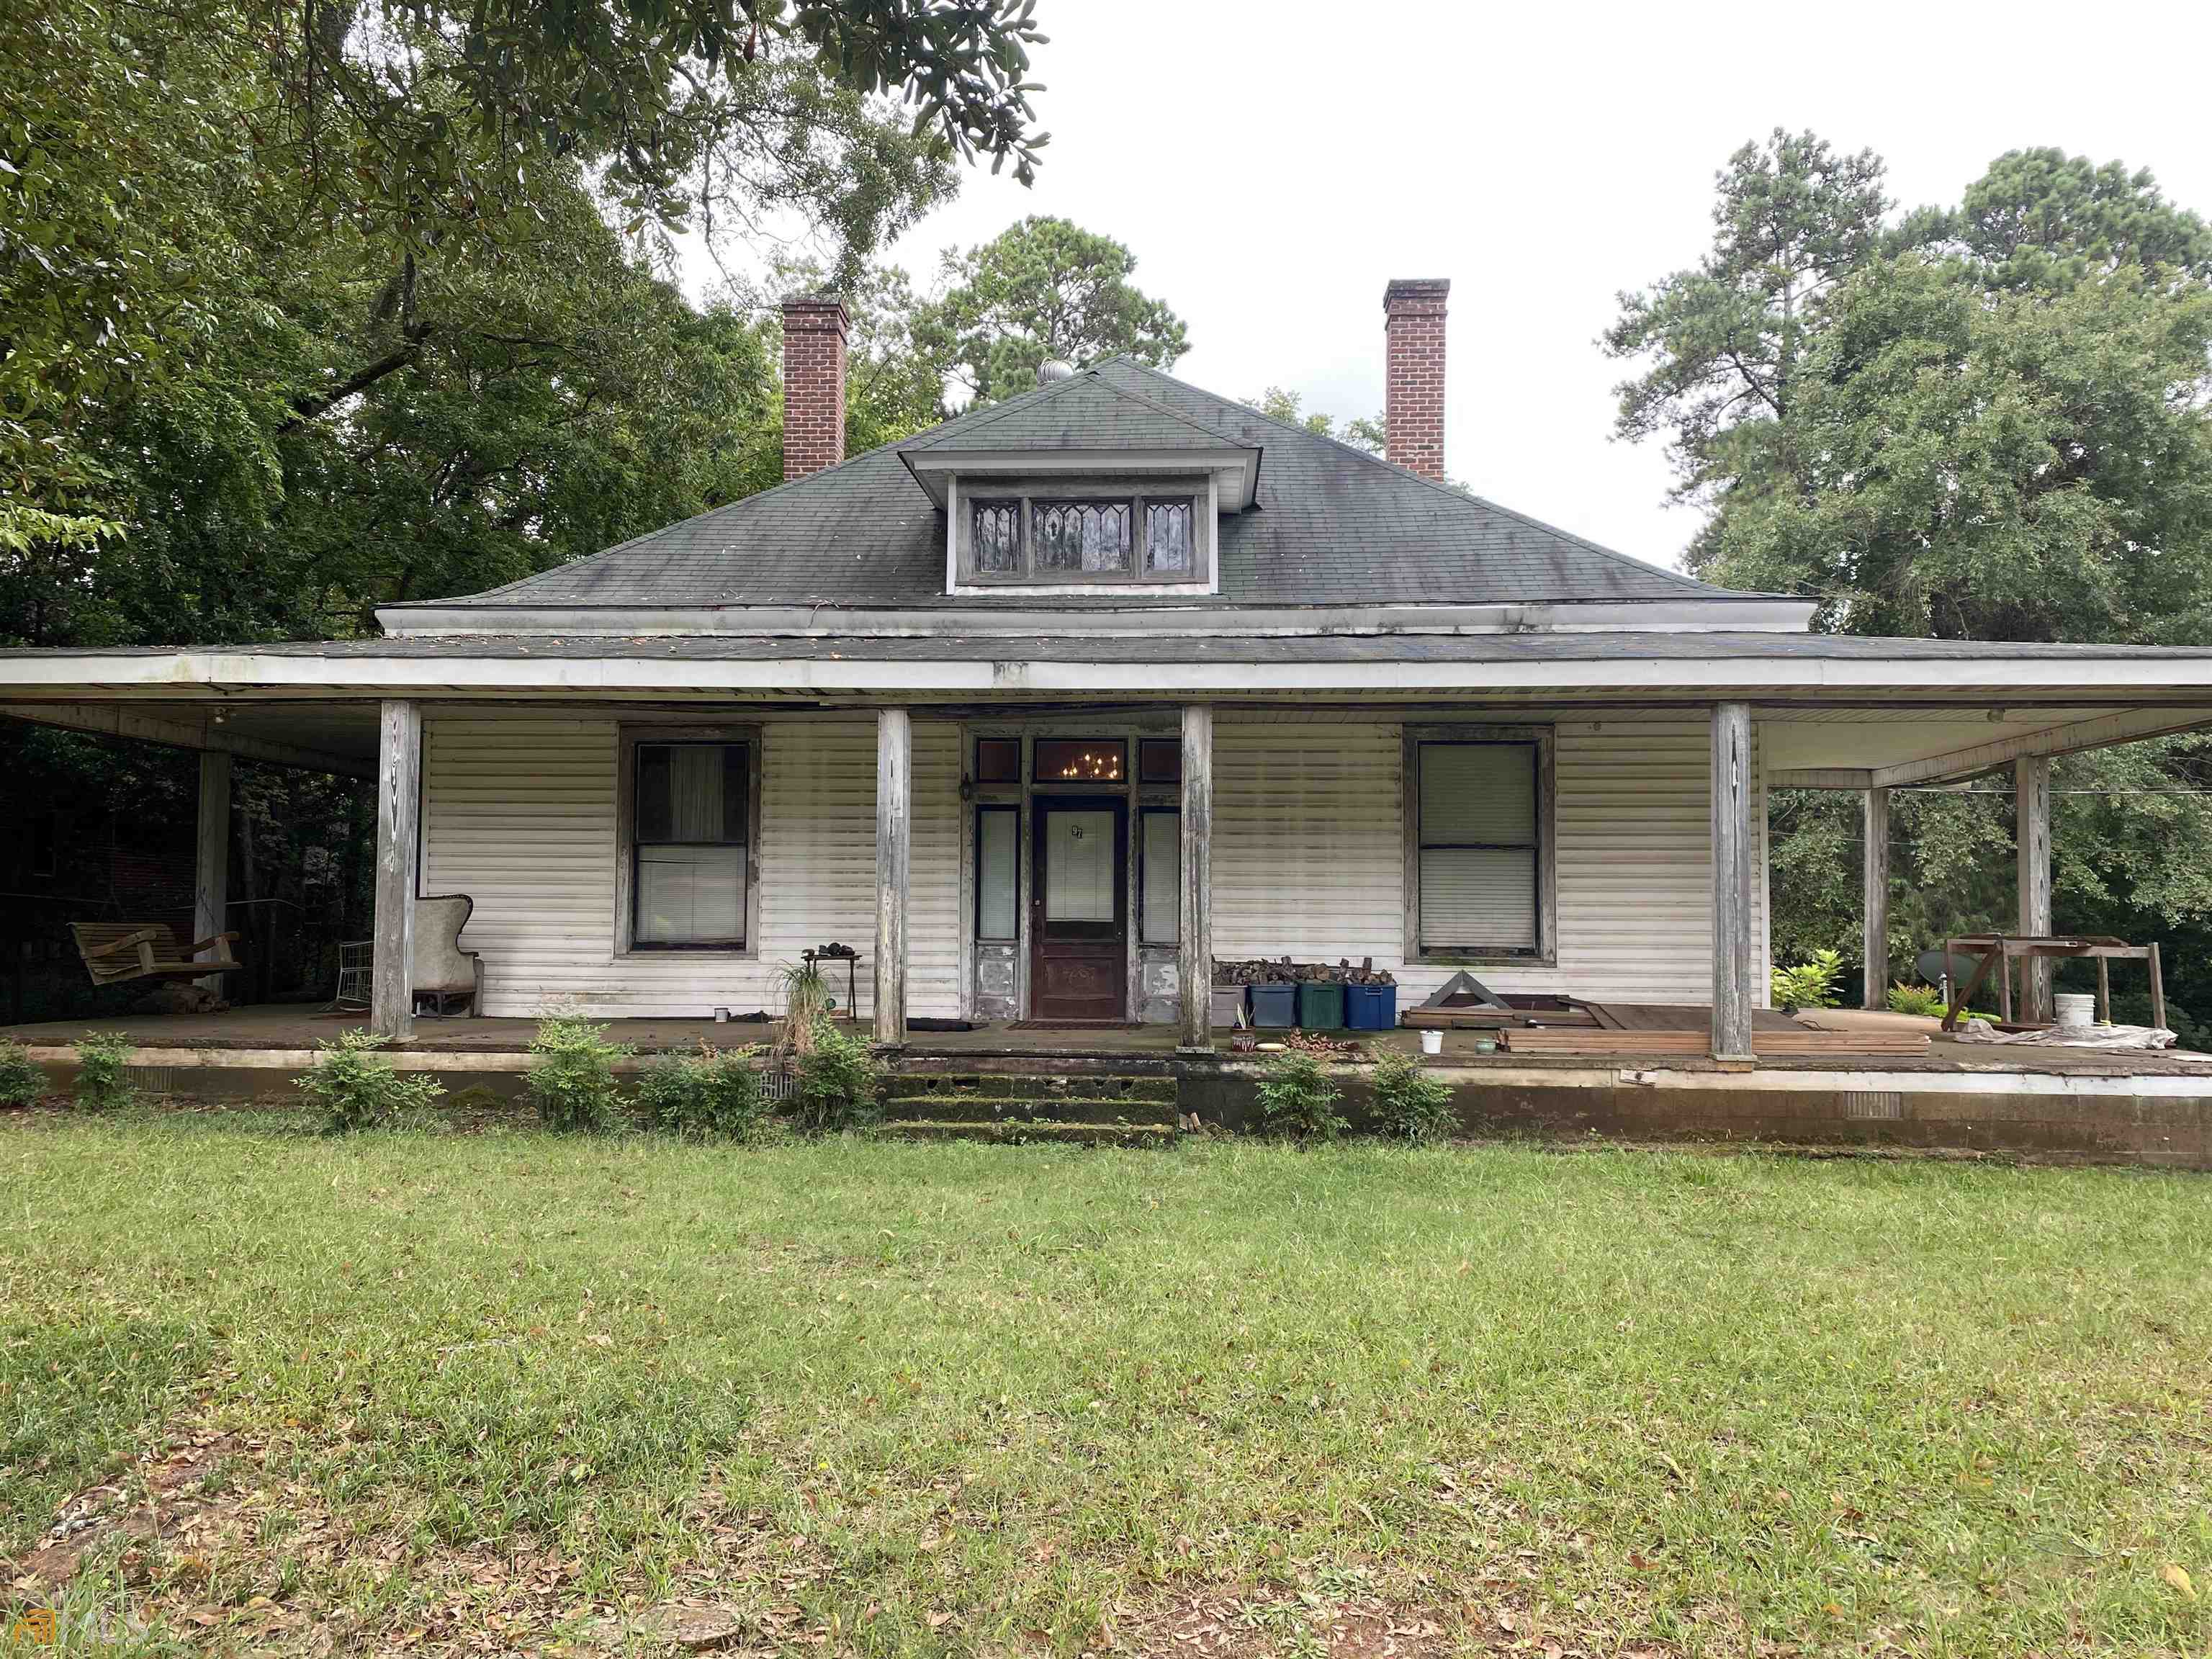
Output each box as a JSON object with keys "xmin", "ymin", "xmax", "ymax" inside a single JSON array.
[
  {"xmin": 1177, "ymin": 703, "xmax": 1214, "ymax": 1052},
  {"xmin": 369, "ymin": 699, "xmax": 421, "ymax": 1040},
  {"xmin": 2016, "ymin": 755, "xmax": 2052, "ymax": 1022},
  {"xmin": 194, "ymin": 750, "xmax": 232, "ymax": 994},
  {"xmin": 1709, "ymin": 702, "xmax": 1755, "ymax": 1061},
  {"xmin": 874, "ymin": 707, "xmax": 912, "ymax": 1046},
  {"xmin": 1862, "ymin": 785, "xmax": 1889, "ymax": 1010}
]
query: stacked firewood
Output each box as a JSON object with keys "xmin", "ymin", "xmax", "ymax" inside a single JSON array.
[{"xmin": 1212, "ymin": 956, "xmax": 1396, "ymax": 987}]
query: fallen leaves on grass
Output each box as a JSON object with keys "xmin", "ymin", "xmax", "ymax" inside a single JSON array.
[{"xmin": 1115, "ymin": 1583, "xmax": 1459, "ymax": 1659}]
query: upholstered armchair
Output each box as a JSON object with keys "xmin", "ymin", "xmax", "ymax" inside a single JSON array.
[
  {"xmin": 413, "ymin": 894, "xmax": 483, "ymax": 1016},
  {"xmin": 336, "ymin": 894, "xmax": 482, "ymax": 1016}
]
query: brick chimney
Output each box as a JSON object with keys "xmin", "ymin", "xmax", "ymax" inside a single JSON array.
[
  {"xmin": 1382, "ymin": 278, "xmax": 1449, "ymax": 480},
  {"xmin": 781, "ymin": 292, "xmax": 850, "ymax": 480}
]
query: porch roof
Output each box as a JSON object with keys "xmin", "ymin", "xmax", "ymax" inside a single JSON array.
[
  {"xmin": 6, "ymin": 626, "xmax": 2212, "ymax": 788},
  {"xmin": 4, "ymin": 626, "xmax": 2212, "ymax": 701}
]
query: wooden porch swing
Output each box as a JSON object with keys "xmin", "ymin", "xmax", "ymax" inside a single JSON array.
[{"xmin": 69, "ymin": 922, "xmax": 243, "ymax": 988}]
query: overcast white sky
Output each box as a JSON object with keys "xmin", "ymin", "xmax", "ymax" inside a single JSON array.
[{"xmin": 689, "ymin": 0, "xmax": 2212, "ymax": 572}]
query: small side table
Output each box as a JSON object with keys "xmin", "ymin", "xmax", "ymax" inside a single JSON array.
[{"xmin": 804, "ymin": 945, "xmax": 861, "ymax": 1018}]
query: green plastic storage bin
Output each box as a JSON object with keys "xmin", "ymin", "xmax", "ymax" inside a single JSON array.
[{"xmin": 1296, "ymin": 982, "xmax": 1346, "ymax": 1029}]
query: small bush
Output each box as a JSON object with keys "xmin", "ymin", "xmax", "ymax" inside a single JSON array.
[
  {"xmin": 1886, "ymin": 981, "xmax": 1948, "ymax": 1017},
  {"xmin": 74, "ymin": 1032, "xmax": 135, "ymax": 1111},
  {"xmin": 1370, "ymin": 1048, "xmax": 1456, "ymax": 1144},
  {"xmin": 297, "ymin": 1030, "xmax": 445, "ymax": 1133},
  {"xmin": 1254, "ymin": 1049, "xmax": 1346, "ymax": 1143},
  {"xmin": 638, "ymin": 1045, "xmax": 767, "ymax": 1141},
  {"xmin": 0, "ymin": 1040, "xmax": 45, "ymax": 1107},
  {"xmin": 1771, "ymin": 948, "xmax": 1845, "ymax": 1012},
  {"xmin": 789, "ymin": 1021, "xmax": 881, "ymax": 1134},
  {"xmin": 526, "ymin": 1018, "xmax": 631, "ymax": 1133}
]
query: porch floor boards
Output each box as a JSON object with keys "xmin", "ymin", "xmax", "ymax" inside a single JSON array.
[{"xmin": 5, "ymin": 1005, "xmax": 2212, "ymax": 1079}]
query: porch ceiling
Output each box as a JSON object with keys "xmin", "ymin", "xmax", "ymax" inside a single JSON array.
[
  {"xmin": 1761, "ymin": 705, "xmax": 2212, "ymax": 788},
  {"xmin": 0, "ymin": 698, "xmax": 377, "ymax": 776}
]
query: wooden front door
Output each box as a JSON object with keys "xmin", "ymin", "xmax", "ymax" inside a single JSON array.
[{"xmin": 1030, "ymin": 796, "xmax": 1127, "ymax": 1021}]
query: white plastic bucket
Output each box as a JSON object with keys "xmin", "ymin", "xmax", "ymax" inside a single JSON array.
[
  {"xmin": 1419, "ymin": 1028, "xmax": 1444, "ymax": 1056},
  {"xmin": 2054, "ymin": 992, "xmax": 2096, "ymax": 1027}
]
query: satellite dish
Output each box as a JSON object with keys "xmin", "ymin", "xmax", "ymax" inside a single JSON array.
[{"xmin": 1035, "ymin": 358, "xmax": 1076, "ymax": 385}]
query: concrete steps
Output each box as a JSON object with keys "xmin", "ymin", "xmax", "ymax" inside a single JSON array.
[
  {"xmin": 884, "ymin": 1118, "xmax": 1179, "ymax": 1148},
  {"xmin": 881, "ymin": 1058, "xmax": 1181, "ymax": 1148}
]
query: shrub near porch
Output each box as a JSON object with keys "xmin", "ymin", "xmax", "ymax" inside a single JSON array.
[{"xmin": 4, "ymin": 1113, "xmax": 2209, "ymax": 1656}]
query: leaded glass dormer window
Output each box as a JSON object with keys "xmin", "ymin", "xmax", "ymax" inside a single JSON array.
[
  {"xmin": 971, "ymin": 500, "xmax": 1022, "ymax": 573},
  {"xmin": 958, "ymin": 480, "xmax": 1207, "ymax": 586},
  {"xmin": 1143, "ymin": 500, "xmax": 1192, "ymax": 575},
  {"xmin": 1033, "ymin": 500, "xmax": 1130, "ymax": 572}
]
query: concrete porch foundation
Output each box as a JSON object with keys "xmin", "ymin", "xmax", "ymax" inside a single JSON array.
[{"xmin": 5, "ymin": 1007, "xmax": 2210, "ymax": 1170}]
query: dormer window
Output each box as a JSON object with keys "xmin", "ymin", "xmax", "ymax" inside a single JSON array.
[
  {"xmin": 1033, "ymin": 500, "xmax": 1131, "ymax": 573},
  {"xmin": 958, "ymin": 477, "xmax": 1211, "ymax": 586}
]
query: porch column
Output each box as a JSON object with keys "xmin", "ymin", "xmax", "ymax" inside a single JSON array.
[
  {"xmin": 369, "ymin": 699, "xmax": 421, "ymax": 1040},
  {"xmin": 2016, "ymin": 755, "xmax": 2053, "ymax": 1022},
  {"xmin": 193, "ymin": 750, "xmax": 232, "ymax": 993},
  {"xmin": 1709, "ymin": 701, "xmax": 1755, "ymax": 1061},
  {"xmin": 874, "ymin": 708, "xmax": 911, "ymax": 1046},
  {"xmin": 1177, "ymin": 703, "xmax": 1214, "ymax": 1051},
  {"xmin": 1861, "ymin": 785, "xmax": 1889, "ymax": 1010}
]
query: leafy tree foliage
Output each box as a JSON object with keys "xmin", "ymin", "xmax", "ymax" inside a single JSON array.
[
  {"xmin": 1240, "ymin": 387, "xmax": 1476, "ymax": 495},
  {"xmin": 0, "ymin": 0, "xmax": 1051, "ymax": 1023},
  {"xmin": 1611, "ymin": 135, "xmax": 2212, "ymax": 1025},
  {"xmin": 1, "ymin": 0, "xmax": 1049, "ymax": 639},
  {"xmin": 915, "ymin": 216, "xmax": 1187, "ymax": 403},
  {"xmin": 1242, "ymin": 388, "xmax": 1386, "ymax": 454}
]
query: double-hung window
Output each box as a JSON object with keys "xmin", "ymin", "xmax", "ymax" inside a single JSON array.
[
  {"xmin": 629, "ymin": 737, "xmax": 753, "ymax": 949},
  {"xmin": 1408, "ymin": 730, "xmax": 1551, "ymax": 960}
]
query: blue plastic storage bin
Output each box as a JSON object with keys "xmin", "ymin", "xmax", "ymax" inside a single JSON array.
[{"xmin": 1342, "ymin": 983, "xmax": 1397, "ymax": 1030}]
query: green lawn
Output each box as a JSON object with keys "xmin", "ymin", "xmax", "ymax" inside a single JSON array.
[{"xmin": 2, "ymin": 1109, "xmax": 2208, "ymax": 1656}]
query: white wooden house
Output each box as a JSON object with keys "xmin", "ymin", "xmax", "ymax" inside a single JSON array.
[{"xmin": 6, "ymin": 279, "xmax": 2212, "ymax": 1061}]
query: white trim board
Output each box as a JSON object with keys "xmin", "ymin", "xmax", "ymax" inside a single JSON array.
[
  {"xmin": 374, "ymin": 598, "xmax": 1819, "ymax": 637},
  {"xmin": 10, "ymin": 652, "xmax": 2212, "ymax": 700}
]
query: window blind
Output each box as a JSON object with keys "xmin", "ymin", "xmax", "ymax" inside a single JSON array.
[
  {"xmin": 634, "ymin": 741, "xmax": 749, "ymax": 947},
  {"xmin": 1141, "ymin": 810, "xmax": 1179, "ymax": 945},
  {"xmin": 1418, "ymin": 742, "xmax": 1538, "ymax": 953}
]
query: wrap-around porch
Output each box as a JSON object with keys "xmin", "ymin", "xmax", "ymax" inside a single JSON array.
[{"xmin": 5, "ymin": 639, "xmax": 2208, "ymax": 1066}]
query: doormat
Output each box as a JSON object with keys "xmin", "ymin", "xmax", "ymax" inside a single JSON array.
[{"xmin": 1006, "ymin": 1020, "xmax": 1145, "ymax": 1031}]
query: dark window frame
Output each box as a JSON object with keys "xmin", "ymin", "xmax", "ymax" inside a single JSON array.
[
  {"xmin": 1033, "ymin": 737, "xmax": 1128, "ymax": 784},
  {"xmin": 1137, "ymin": 737, "xmax": 1182, "ymax": 784},
  {"xmin": 615, "ymin": 724, "xmax": 762, "ymax": 956},
  {"xmin": 1138, "ymin": 806, "xmax": 1179, "ymax": 947},
  {"xmin": 974, "ymin": 803, "xmax": 1021, "ymax": 942},
  {"xmin": 974, "ymin": 735, "xmax": 1020, "ymax": 784},
  {"xmin": 1403, "ymin": 724, "xmax": 1556, "ymax": 966}
]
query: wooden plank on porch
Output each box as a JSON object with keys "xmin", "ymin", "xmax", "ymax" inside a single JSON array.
[{"xmin": 1506, "ymin": 1027, "xmax": 1931, "ymax": 1057}]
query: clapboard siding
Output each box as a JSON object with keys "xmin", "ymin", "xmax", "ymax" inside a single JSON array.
[
  {"xmin": 1213, "ymin": 721, "xmax": 1405, "ymax": 972},
  {"xmin": 421, "ymin": 710, "xmax": 962, "ymax": 1019},
  {"xmin": 423, "ymin": 706, "xmax": 1765, "ymax": 1020},
  {"xmin": 1213, "ymin": 716, "xmax": 1766, "ymax": 1007},
  {"xmin": 908, "ymin": 720, "xmax": 962, "ymax": 1019}
]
